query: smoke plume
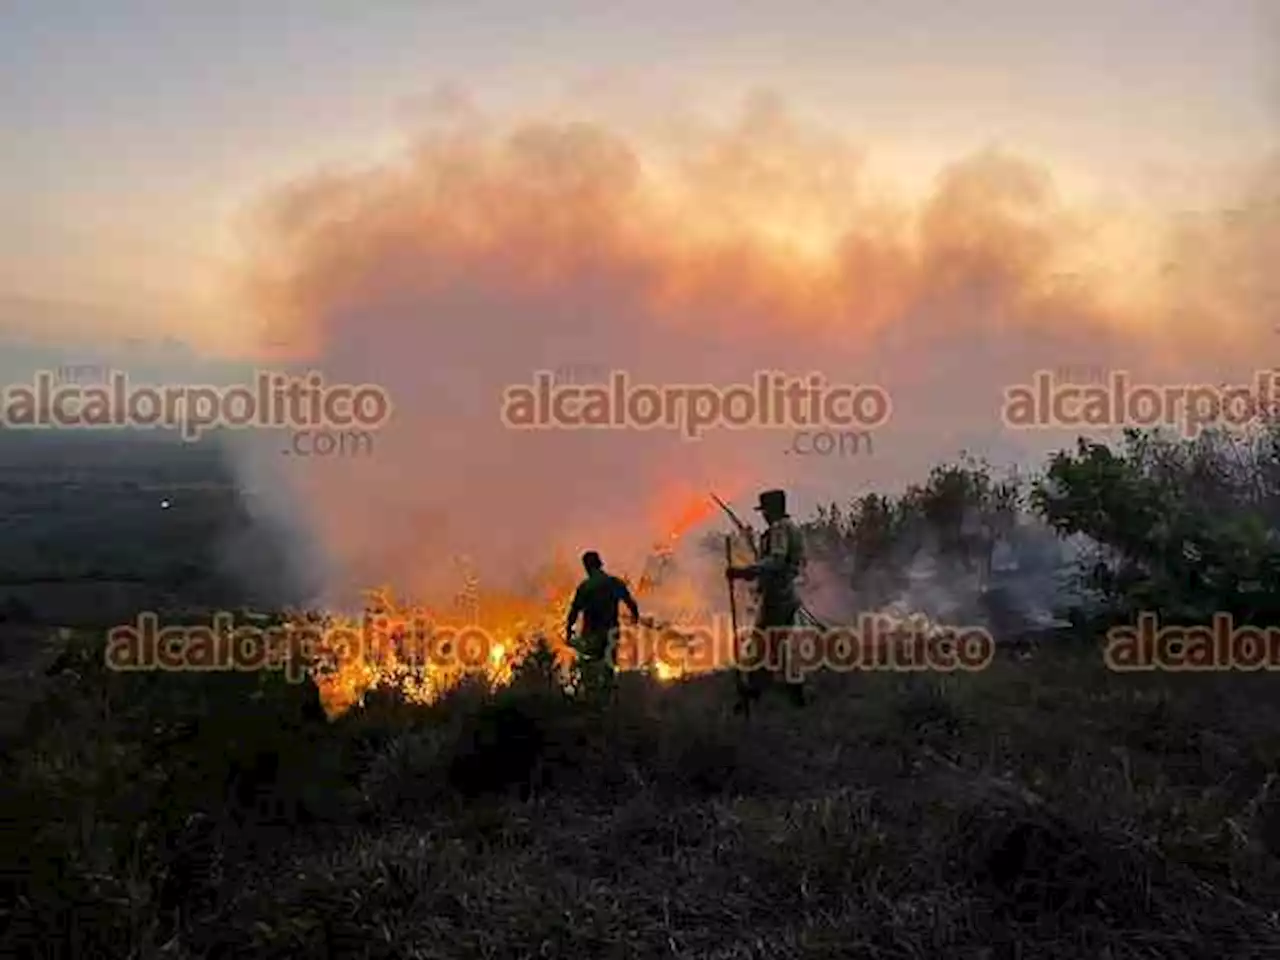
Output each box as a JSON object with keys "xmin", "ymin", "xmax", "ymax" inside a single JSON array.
[{"xmin": 224, "ymin": 93, "xmax": 1279, "ymax": 612}]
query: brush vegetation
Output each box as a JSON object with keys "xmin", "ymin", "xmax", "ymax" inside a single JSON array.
[{"xmin": 5, "ymin": 424, "xmax": 1280, "ymax": 958}]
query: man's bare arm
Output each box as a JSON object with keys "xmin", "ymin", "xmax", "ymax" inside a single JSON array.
[
  {"xmin": 620, "ymin": 581, "xmax": 640, "ymax": 622},
  {"xmin": 566, "ymin": 590, "xmax": 583, "ymax": 641}
]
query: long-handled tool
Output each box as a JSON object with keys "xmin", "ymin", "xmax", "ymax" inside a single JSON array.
[
  {"xmin": 711, "ymin": 492, "xmax": 829, "ymax": 631},
  {"xmin": 725, "ymin": 533, "xmax": 752, "ymax": 716}
]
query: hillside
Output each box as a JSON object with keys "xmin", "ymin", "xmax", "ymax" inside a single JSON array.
[{"xmin": 6, "ymin": 427, "xmax": 1280, "ymax": 958}]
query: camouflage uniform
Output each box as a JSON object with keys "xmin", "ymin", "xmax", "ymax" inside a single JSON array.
[{"xmin": 737, "ymin": 490, "xmax": 806, "ymax": 706}]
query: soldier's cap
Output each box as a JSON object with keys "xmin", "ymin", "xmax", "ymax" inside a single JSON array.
[{"xmin": 755, "ymin": 489, "xmax": 787, "ymax": 513}]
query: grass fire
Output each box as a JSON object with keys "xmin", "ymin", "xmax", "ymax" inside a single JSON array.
[
  {"xmin": 6, "ymin": 6, "xmax": 1280, "ymax": 955},
  {"xmin": 10, "ymin": 427, "xmax": 1280, "ymax": 957},
  {"xmin": 301, "ymin": 490, "xmax": 753, "ymax": 719}
]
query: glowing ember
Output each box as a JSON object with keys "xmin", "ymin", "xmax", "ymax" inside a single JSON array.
[{"xmin": 654, "ymin": 660, "xmax": 680, "ymax": 682}]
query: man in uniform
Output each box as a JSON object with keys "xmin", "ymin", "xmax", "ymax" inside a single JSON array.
[
  {"xmin": 726, "ymin": 488, "xmax": 807, "ymax": 708},
  {"xmin": 566, "ymin": 551, "xmax": 640, "ymax": 695}
]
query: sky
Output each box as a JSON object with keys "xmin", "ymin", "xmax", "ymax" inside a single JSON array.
[
  {"xmin": 1, "ymin": 0, "xmax": 1275, "ymax": 354},
  {"xmin": 2, "ymin": 1, "xmax": 1278, "ymax": 604}
]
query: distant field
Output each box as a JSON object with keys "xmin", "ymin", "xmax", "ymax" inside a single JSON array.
[{"xmin": 0, "ymin": 430, "xmax": 293, "ymax": 629}]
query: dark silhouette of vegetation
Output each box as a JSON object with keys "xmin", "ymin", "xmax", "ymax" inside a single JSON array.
[
  {"xmin": 6, "ymin": 425, "xmax": 1280, "ymax": 957},
  {"xmin": 1034, "ymin": 426, "xmax": 1280, "ymax": 629}
]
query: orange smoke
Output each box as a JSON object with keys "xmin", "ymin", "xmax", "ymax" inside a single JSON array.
[{"xmin": 223, "ymin": 94, "xmax": 1278, "ymax": 610}]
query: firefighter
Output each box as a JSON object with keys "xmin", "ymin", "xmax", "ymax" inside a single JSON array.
[
  {"xmin": 565, "ymin": 551, "xmax": 640, "ymax": 695},
  {"xmin": 726, "ymin": 489, "xmax": 807, "ymax": 707}
]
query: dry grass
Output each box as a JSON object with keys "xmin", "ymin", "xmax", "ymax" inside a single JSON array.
[{"xmin": 5, "ymin": 634, "xmax": 1280, "ymax": 958}]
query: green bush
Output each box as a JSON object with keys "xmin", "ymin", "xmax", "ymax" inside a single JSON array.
[{"xmin": 1033, "ymin": 426, "xmax": 1280, "ymax": 627}]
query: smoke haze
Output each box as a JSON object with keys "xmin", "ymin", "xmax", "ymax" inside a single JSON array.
[{"xmin": 221, "ymin": 93, "xmax": 1279, "ymax": 610}]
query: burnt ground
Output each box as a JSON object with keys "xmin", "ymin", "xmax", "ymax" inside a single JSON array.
[{"xmin": 3, "ymin": 434, "xmax": 1280, "ymax": 958}]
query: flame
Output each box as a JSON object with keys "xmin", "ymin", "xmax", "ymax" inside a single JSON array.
[
  {"xmin": 301, "ymin": 523, "xmax": 723, "ymax": 718},
  {"xmin": 295, "ymin": 580, "xmax": 567, "ymax": 718},
  {"xmin": 651, "ymin": 480, "xmax": 747, "ymax": 544},
  {"xmin": 295, "ymin": 482, "xmax": 749, "ymax": 719},
  {"xmin": 298, "ymin": 525, "xmax": 977, "ymax": 718},
  {"xmin": 665, "ymin": 497, "xmax": 717, "ymax": 542},
  {"xmin": 654, "ymin": 660, "xmax": 681, "ymax": 682}
]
